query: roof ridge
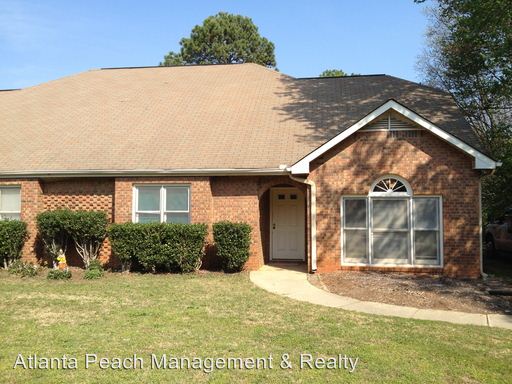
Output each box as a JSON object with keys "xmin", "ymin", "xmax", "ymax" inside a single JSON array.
[
  {"xmin": 297, "ymin": 74, "xmax": 386, "ymax": 80},
  {"xmin": 100, "ymin": 62, "xmax": 263, "ymax": 70}
]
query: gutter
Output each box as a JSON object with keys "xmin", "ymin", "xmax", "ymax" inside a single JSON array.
[
  {"xmin": 288, "ymin": 173, "xmax": 317, "ymax": 273},
  {"xmin": 0, "ymin": 168, "xmax": 288, "ymax": 178}
]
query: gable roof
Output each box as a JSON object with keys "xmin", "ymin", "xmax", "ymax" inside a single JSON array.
[
  {"xmin": 0, "ymin": 63, "xmax": 493, "ymax": 176},
  {"xmin": 290, "ymin": 99, "xmax": 497, "ymax": 173}
]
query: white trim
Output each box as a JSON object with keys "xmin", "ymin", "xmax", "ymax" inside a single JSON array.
[
  {"xmin": 269, "ymin": 187, "xmax": 306, "ymax": 262},
  {"xmin": 289, "ymin": 175, "xmax": 317, "ymax": 271},
  {"xmin": 340, "ymin": 194, "xmax": 443, "ymax": 268},
  {"xmin": 132, "ymin": 184, "xmax": 191, "ymax": 223},
  {"xmin": 290, "ymin": 100, "xmax": 498, "ymax": 174},
  {"xmin": 0, "ymin": 168, "xmax": 288, "ymax": 178},
  {"xmin": 0, "ymin": 185, "xmax": 22, "ymax": 220}
]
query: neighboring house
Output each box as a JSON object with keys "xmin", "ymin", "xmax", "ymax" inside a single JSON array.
[{"xmin": 0, "ymin": 63, "xmax": 498, "ymax": 277}]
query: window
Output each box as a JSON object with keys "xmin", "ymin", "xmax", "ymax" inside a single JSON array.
[
  {"xmin": 134, "ymin": 185, "xmax": 190, "ymax": 224},
  {"xmin": 341, "ymin": 177, "xmax": 442, "ymax": 266},
  {"xmin": 0, "ymin": 186, "xmax": 21, "ymax": 220}
]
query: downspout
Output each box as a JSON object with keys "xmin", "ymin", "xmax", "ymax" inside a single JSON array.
[
  {"xmin": 479, "ymin": 179, "xmax": 486, "ymax": 278},
  {"xmin": 288, "ymin": 174, "xmax": 317, "ymax": 273}
]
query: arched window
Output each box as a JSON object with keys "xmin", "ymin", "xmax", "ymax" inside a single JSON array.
[
  {"xmin": 341, "ymin": 176, "xmax": 442, "ymax": 267},
  {"xmin": 370, "ymin": 176, "xmax": 411, "ymax": 196}
]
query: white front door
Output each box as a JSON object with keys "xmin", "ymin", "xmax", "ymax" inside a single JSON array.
[{"xmin": 271, "ymin": 188, "xmax": 305, "ymax": 260}]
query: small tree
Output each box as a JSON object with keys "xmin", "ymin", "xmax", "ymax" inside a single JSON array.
[
  {"xmin": 36, "ymin": 210, "xmax": 72, "ymax": 267},
  {"xmin": 66, "ymin": 211, "xmax": 108, "ymax": 268}
]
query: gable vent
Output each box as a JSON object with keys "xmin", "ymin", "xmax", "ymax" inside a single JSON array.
[{"xmin": 361, "ymin": 113, "xmax": 420, "ymax": 131}]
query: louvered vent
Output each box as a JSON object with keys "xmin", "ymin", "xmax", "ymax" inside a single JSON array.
[{"xmin": 362, "ymin": 113, "xmax": 420, "ymax": 131}]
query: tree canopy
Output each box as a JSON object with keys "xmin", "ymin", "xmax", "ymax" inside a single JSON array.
[
  {"xmin": 160, "ymin": 12, "xmax": 276, "ymax": 68},
  {"xmin": 417, "ymin": 0, "xmax": 512, "ymax": 220},
  {"xmin": 319, "ymin": 69, "xmax": 348, "ymax": 77}
]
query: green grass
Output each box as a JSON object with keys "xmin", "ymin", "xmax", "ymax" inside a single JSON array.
[{"xmin": 1, "ymin": 270, "xmax": 511, "ymax": 383}]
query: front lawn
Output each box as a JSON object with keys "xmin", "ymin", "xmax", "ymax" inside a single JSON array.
[{"xmin": 0, "ymin": 271, "xmax": 511, "ymax": 383}]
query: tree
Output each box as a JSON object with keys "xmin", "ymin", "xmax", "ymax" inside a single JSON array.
[
  {"xmin": 319, "ymin": 69, "xmax": 348, "ymax": 77},
  {"xmin": 160, "ymin": 12, "xmax": 276, "ymax": 68},
  {"xmin": 416, "ymin": 0, "xmax": 512, "ymax": 221}
]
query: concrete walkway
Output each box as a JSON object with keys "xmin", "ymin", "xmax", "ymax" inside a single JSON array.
[{"xmin": 250, "ymin": 265, "xmax": 512, "ymax": 330}]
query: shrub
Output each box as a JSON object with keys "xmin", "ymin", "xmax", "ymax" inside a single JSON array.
[
  {"xmin": 108, "ymin": 223, "xmax": 207, "ymax": 273},
  {"xmin": 87, "ymin": 259, "xmax": 103, "ymax": 272},
  {"xmin": 8, "ymin": 260, "xmax": 40, "ymax": 277},
  {"xmin": 47, "ymin": 269, "xmax": 72, "ymax": 280},
  {"xmin": 0, "ymin": 220, "xmax": 28, "ymax": 268},
  {"xmin": 36, "ymin": 210, "xmax": 73, "ymax": 266},
  {"xmin": 84, "ymin": 268, "xmax": 103, "ymax": 280},
  {"xmin": 161, "ymin": 224, "xmax": 208, "ymax": 273},
  {"xmin": 213, "ymin": 221, "xmax": 252, "ymax": 272},
  {"xmin": 65, "ymin": 211, "xmax": 108, "ymax": 268},
  {"xmin": 108, "ymin": 223, "xmax": 145, "ymax": 271}
]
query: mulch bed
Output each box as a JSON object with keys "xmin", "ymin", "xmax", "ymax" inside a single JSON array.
[{"xmin": 308, "ymin": 271, "xmax": 512, "ymax": 314}]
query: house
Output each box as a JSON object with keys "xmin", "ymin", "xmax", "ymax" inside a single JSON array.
[{"xmin": 0, "ymin": 63, "xmax": 498, "ymax": 277}]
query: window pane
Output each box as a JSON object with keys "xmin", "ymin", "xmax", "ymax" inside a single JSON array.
[
  {"xmin": 344, "ymin": 199, "xmax": 367, "ymax": 228},
  {"xmin": 0, "ymin": 213, "xmax": 20, "ymax": 221},
  {"xmin": 415, "ymin": 231, "xmax": 439, "ymax": 261},
  {"xmin": 372, "ymin": 199, "xmax": 408, "ymax": 230},
  {"xmin": 138, "ymin": 186, "xmax": 160, "ymax": 211},
  {"xmin": 1, "ymin": 188, "xmax": 21, "ymax": 212},
  {"xmin": 166, "ymin": 187, "xmax": 189, "ymax": 211},
  {"xmin": 137, "ymin": 213, "xmax": 160, "ymax": 223},
  {"xmin": 372, "ymin": 232, "xmax": 408, "ymax": 260},
  {"xmin": 414, "ymin": 198, "xmax": 439, "ymax": 229},
  {"xmin": 166, "ymin": 212, "xmax": 190, "ymax": 224},
  {"xmin": 344, "ymin": 229, "xmax": 367, "ymax": 262}
]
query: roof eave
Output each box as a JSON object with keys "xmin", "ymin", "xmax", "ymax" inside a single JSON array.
[
  {"xmin": 0, "ymin": 167, "xmax": 290, "ymax": 179},
  {"xmin": 290, "ymin": 99, "xmax": 498, "ymax": 174}
]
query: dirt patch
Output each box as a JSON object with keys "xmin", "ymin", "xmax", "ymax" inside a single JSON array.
[{"xmin": 309, "ymin": 271, "xmax": 512, "ymax": 314}]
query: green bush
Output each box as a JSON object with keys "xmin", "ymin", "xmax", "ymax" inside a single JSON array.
[
  {"xmin": 87, "ymin": 259, "xmax": 103, "ymax": 271},
  {"xmin": 8, "ymin": 260, "xmax": 40, "ymax": 277},
  {"xmin": 161, "ymin": 223, "xmax": 208, "ymax": 273},
  {"xmin": 66, "ymin": 211, "xmax": 108, "ymax": 268},
  {"xmin": 0, "ymin": 220, "xmax": 28, "ymax": 268},
  {"xmin": 84, "ymin": 268, "xmax": 103, "ymax": 280},
  {"xmin": 47, "ymin": 269, "xmax": 72, "ymax": 280},
  {"xmin": 108, "ymin": 223, "xmax": 207, "ymax": 273},
  {"xmin": 36, "ymin": 210, "xmax": 73, "ymax": 265},
  {"xmin": 213, "ymin": 221, "xmax": 252, "ymax": 272},
  {"xmin": 108, "ymin": 223, "xmax": 145, "ymax": 271}
]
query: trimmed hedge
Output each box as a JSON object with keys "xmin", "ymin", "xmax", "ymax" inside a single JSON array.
[
  {"xmin": 0, "ymin": 220, "xmax": 28, "ymax": 268},
  {"xmin": 213, "ymin": 221, "xmax": 252, "ymax": 272},
  {"xmin": 37, "ymin": 209, "xmax": 108, "ymax": 268},
  {"xmin": 108, "ymin": 223, "xmax": 208, "ymax": 273}
]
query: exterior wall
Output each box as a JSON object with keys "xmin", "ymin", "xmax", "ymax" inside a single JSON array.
[
  {"xmin": 0, "ymin": 179, "xmax": 43, "ymax": 263},
  {"xmin": 308, "ymin": 130, "xmax": 482, "ymax": 278}
]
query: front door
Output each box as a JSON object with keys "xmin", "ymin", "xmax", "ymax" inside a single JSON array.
[{"xmin": 271, "ymin": 188, "xmax": 305, "ymax": 260}]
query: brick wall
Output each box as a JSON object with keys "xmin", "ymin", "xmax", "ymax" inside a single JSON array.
[
  {"xmin": 1, "ymin": 128, "xmax": 483, "ymax": 278},
  {"xmin": 0, "ymin": 179, "xmax": 43, "ymax": 263},
  {"xmin": 40, "ymin": 179, "xmax": 115, "ymax": 265},
  {"xmin": 308, "ymin": 130, "xmax": 482, "ymax": 278}
]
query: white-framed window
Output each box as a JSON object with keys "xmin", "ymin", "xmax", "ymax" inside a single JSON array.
[
  {"xmin": 133, "ymin": 185, "xmax": 190, "ymax": 224},
  {"xmin": 0, "ymin": 186, "xmax": 21, "ymax": 221},
  {"xmin": 341, "ymin": 176, "xmax": 442, "ymax": 266}
]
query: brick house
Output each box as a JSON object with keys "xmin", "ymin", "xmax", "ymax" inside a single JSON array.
[{"xmin": 0, "ymin": 64, "xmax": 498, "ymax": 277}]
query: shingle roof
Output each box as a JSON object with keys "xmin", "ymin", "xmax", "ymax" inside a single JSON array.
[{"xmin": 0, "ymin": 63, "xmax": 482, "ymax": 174}]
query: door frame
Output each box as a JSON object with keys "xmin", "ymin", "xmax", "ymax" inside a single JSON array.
[{"xmin": 269, "ymin": 187, "xmax": 306, "ymax": 261}]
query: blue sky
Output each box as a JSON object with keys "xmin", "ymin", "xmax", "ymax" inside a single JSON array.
[{"xmin": 0, "ymin": 0, "xmax": 431, "ymax": 89}]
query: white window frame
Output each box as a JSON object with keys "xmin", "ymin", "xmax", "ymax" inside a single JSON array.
[
  {"xmin": 0, "ymin": 186, "xmax": 21, "ymax": 221},
  {"xmin": 132, "ymin": 185, "xmax": 190, "ymax": 224},
  {"xmin": 340, "ymin": 176, "xmax": 443, "ymax": 268}
]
